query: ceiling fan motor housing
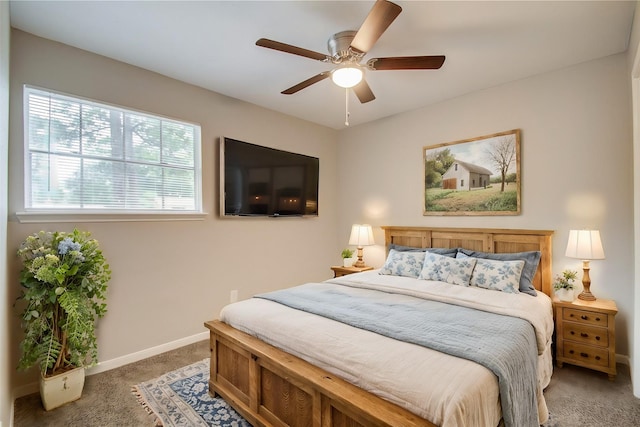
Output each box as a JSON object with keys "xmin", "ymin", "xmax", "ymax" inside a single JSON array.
[{"xmin": 328, "ymin": 31, "xmax": 361, "ymax": 62}]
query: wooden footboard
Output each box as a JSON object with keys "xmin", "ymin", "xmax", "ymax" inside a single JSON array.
[{"xmin": 204, "ymin": 320, "xmax": 436, "ymax": 427}]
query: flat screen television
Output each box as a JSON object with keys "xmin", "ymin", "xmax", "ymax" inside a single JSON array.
[{"xmin": 220, "ymin": 137, "xmax": 319, "ymax": 217}]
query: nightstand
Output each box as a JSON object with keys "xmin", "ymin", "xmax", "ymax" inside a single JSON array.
[
  {"xmin": 554, "ymin": 297, "xmax": 617, "ymax": 380},
  {"xmin": 331, "ymin": 265, "xmax": 374, "ymax": 278}
]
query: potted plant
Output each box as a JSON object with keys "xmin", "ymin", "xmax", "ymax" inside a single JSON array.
[
  {"xmin": 341, "ymin": 248, "xmax": 355, "ymax": 267},
  {"xmin": 16, "ymin": 229, "xmax": 111, "ymax": 410},
  {"xmin": 553, "ymin": 269, "xmax": 577, "ymax": 302}
]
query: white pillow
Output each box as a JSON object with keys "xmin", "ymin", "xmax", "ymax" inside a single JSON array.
[
  {"xmin": 457, "ymin": 253, "xmax": 524, "ymax": 293},
  {"xmin": 379, "ymin": 249, "xmax": 425, "ymax": 278},
  {"xmin": 419, "ymin": 252, "xmax": 476, "ymax": 286}
]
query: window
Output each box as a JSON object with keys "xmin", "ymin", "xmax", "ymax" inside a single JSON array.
[{"xmin": 23, "ymin": 86, "xmax": 202, "ymax": 214}]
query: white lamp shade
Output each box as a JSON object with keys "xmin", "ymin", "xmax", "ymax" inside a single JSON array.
[
  {"xmin": 331, "ymin": 66, "xmax": 363, "ymax": 88},
  {"xmin": 565, "ymin": 230, "xmax": 605, "ymax": 260},
  {"xmin": 349, "ymin": 224, "xmax": 374, "ymax": 246}
]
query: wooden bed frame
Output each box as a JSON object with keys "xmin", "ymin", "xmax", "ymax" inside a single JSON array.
[{"xmin": 204, "ymin": 226, "xmax": 554, "ymax": 427}]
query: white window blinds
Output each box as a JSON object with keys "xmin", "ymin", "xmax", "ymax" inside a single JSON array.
[{"xmin": 24, "ymin": 87, "xmax": 202, "ymax": 212}]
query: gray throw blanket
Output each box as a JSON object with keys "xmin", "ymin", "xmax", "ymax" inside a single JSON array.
[{"xmin": 256, "ymin": 282, "xmax": 539, "ymax": 427}]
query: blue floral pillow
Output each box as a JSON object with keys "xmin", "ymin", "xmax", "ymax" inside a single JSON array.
[
  {"xmin": 379, "ymin": 249, "xmax": 425, "ymax": 278},
  {"xmin": 457, "ymin": 253, "xmax": 524, "ymax": 293},
  {"xmin": 418, "ymin": 252, "xmax": 476, "ymax": 286},
  {"xmin": 457, "ymin": 249, "xmax": 540, "ymax": 296}
]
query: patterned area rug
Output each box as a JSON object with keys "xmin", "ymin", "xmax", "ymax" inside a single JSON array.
[{"xmin": 133, "ymin": 358, "xmax": 251, "ymax": 427}]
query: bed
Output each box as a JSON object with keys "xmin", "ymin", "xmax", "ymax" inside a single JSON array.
[{"xmin": 204, "ymin": 226, "xmax": 554, "ymax": 427}]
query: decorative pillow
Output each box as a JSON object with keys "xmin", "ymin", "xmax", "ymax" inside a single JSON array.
[
  {"xmin": 379, "ymin": 249, "xmax": 425, "ymax": 278},
  {"xmin": 457, "ymin": 249, "xmax": 541, "ymax": 296},
  {"xmin": 457, "ymin": 253, "xmax": 524, "ymax": 293},
  {"xmin": 388, "ymin": 243, "xmax": 457, "ymax": 258},
  {"xmin": 418, "ymin": 252, "xmax": 476, "ymax": 286}
]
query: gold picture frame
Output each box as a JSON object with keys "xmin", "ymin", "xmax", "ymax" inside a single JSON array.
[{"xmin": 423, "ymin": 129, "xmax": 521, "ymax": 216}]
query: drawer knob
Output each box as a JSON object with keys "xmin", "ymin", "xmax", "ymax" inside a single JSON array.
[
  {"xmin": 595, "ymin": 317, "xmax": 601, "ymax": 322},
  {"xmin": 595, "ymin": 356, "xmax": 601, "ymax": 361},
  {"xmin": 580, "ymin": 352, "xmax": 589, "ymax": 358},
  {"xmin": 570, "ymin": 331, "xmax": 575, "ymax": 335},
  {"xmin": 581, "ymin": 333, "xmax": 588, "ymax": 338},
  {"xmin": 569, "ymin": 350, "xmax": 574, "ymax": 354},
  {"xmin": 581, "ymin": 315, "xmax": 588, "ymax": 320},
  {"xmin": 596, "ymin": 336, "xmax": 601, "ymax": 341}
]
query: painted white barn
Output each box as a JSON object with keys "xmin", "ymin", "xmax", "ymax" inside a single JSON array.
[{"xmin": 441, "ymin": 159, "xmax": 492, "ymax": 191}]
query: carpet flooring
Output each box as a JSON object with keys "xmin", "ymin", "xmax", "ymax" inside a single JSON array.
[{"xmin": 13, "ymin": 340, "xmax": 640, "ymax": 426}]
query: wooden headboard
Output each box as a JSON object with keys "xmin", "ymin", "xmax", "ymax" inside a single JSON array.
[{"xmin": 382, "ymin": 226, "xmax": 554, "ymax": 296}]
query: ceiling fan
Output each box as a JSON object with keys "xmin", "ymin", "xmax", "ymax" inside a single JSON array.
[{"xmin": 256, "ymin": 0, "xmax": 445, "ymax": 104}]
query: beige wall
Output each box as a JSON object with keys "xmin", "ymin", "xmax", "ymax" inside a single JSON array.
[
  {"xmin": 1, "ymin": 2, "xmax": 11, "ymax": 424},
  {"xmin": 337, "ymin": 53, "xmax": 634, "ymax": 356},
  {"xmin": 7, "ymin": 30, "xmax": 340, "ymax": 392}
]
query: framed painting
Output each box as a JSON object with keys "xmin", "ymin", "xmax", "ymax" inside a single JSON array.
[{"xmin": 423, "ymin": 129, "xmax": 521, "ymax": 216}]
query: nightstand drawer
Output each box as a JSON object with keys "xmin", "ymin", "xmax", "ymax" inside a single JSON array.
[
  {"xmin": 562, "ymin": 323, "xmax": 608, "ymax": 347},
  {"xmin": 562, "ymin": 308, "xmax": 608, "ymax": 327},
  {"xmin": 563, "ymin": 342, "xmax": 609, "ymax": 368}
]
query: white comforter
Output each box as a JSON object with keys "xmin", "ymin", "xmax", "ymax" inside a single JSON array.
[{"xmin": 220, "ymin": 270, "xmax": 554, "ymax": 427}]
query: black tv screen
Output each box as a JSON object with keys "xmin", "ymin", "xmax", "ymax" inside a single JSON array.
[{"xmin": 220, "ymin": 137, "xmax": 319, "ymax": 217}]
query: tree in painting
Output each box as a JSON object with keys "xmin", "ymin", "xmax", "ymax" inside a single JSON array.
[
  {"xmin": 424, "ymin": 148, "xmax": 455, "ymax": 189},
  {"xmin": 484, "ymin": 134, "xmax": 516, "ymax": 193}
]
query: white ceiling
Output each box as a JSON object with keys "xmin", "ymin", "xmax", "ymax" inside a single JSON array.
[{"xmin": 9, "ymin": 1, "xmax": 636, "ymax": 130}]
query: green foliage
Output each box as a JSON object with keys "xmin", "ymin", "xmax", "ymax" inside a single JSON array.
[
  {"xmin": 476, "ymin": 191, "xmax": 518, "ymax": 211},
  {"xmin": 341, "ymin": 248, "xmax": 354, "ymax": 259},
  {"xmin": 491, "ymin": 174, "xmax": 517, "ymax": 184},
  {"xmin": 505, "ymin": 172, "xmax": 517, "ymax": 183},
  {"xmin": 16, "ymin": 229, "xmax": 110, "ymax": 376},
  {"xmin": 426, "ymin": 190, "xmax": 454, "ymax": 201},
  {"xmin": 424, "ymin": 189, "xmax": 454, "ymax": 211},
  {"xmin": 424, "ymin": 148, "xmax": 455, "ymax": 189},
  {"xmin": 553, "ymin": 270, "xmax": 578, "ymax": 291}
]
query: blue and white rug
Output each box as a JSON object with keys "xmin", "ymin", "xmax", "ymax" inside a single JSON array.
[{"xmin": 133, "ymin": 358, "xmax": 251, "ymax": 427}]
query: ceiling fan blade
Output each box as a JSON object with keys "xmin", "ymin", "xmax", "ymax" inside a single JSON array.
[
  {"xmin": 367, "ymin": 55, "xmax": 446, "ymax": 70},
  {"xmin": 256, "ymin": 38, "xmax": 329, "ymax": 62},
  {"xmin": 282, "ymin": 72, "xmax": 331, "ymax": 95},
  {"xmin": 353, "ymin": 79, "xmax": 376, "ymax": 103},
  {"xmin": 350, "ymin": 0, "xmax": 402, "ymax": 54}
]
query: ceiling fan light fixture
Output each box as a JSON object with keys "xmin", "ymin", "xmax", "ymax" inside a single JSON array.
[{"xmin": 331, "ymin": 65, "xmax": 363, "ymax": 88}]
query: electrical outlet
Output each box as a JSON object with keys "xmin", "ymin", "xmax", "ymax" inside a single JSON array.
[{"xmin": 230, "ymin": 289, "xmax": 238, "ymax": 303}]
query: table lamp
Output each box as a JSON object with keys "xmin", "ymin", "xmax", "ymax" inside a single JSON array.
[
  {"xmin": 565, "ymin": 229, "xmax": 605, "ymax": 301},
  {"xmin": 348, "ymin": 224, "xmax": 374, "ymax": 268}
]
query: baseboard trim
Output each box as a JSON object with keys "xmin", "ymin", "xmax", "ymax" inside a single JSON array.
[
  {"xmin": 11, "ymin": 331, "xmax": 209, "ymax": 400},
  {"xmin": 12, "ymin": 382, "xmax": 38, "ymax": 403},
  {"xmin": 616, "ymin": 353, "xmax": 630, "ymax": 366},
  {"xmin": 87, "ymin": 331, "xmax": 209, "ymax": 375}
]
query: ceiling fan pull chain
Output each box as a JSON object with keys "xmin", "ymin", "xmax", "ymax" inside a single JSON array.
[{"xmin": 345, "ymin": 88, "xmax": 350, "ymax": 126}]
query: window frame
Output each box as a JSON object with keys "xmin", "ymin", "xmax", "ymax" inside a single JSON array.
[{"xmin": 18, "ymin": 85, "xmax": 205, "ymax": 223}]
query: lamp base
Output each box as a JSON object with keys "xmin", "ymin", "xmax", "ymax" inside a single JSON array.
[
  {"xmin": 578, "ymin": 290, "xmax": 596, "ymax": 301},
  {"xmin": 353, "ymin": 246, "xmax": 365, "ymax": 268},
  {"xmin": 579, "ymin": 260, "xmax": 596, "ymax": 301}
]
